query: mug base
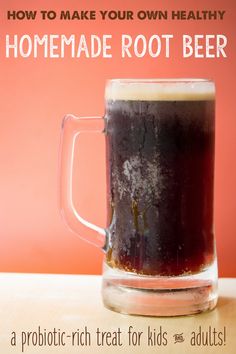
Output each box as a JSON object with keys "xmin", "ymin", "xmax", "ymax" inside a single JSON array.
[{"xmin": 102, "ymin": 261, "xmax": 218, "ymax": 317}]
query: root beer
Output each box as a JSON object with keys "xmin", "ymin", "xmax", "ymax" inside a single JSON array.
[{"xmin": 105, "ymin": 80, "xmax": 215, "ymax": 276}]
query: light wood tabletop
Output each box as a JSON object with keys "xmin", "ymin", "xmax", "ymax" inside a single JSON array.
[{"xmin": 0, "ymin": 273, "xmax": 235, "ymax": 353}]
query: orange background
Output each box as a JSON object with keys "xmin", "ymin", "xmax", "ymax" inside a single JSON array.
[{"xmin": 0, "ymin": 0, "xmax": 235, "ymax": 276}]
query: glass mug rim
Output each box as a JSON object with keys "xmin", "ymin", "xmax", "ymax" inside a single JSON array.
[
  {"xmin": 107, "ymin": 78, "xmax": 214, "ymax": 83},
  {"xmin": 105, "ymin": 78, "xmax": 215, "ymax": 101}
]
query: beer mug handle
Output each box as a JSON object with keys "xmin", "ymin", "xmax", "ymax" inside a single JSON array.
[{"xmin": 59, "ymin": 114, "xmax": 107, "ymax": 250}]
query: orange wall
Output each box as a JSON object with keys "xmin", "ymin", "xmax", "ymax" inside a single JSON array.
[{"xmin": 0, "ymin": 0, "xmax": 235, "ymax": 276}]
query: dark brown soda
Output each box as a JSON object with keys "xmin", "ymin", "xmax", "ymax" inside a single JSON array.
[{"xmin": 105, "ymin": 99, "xmax": 215, "ymax": 276}]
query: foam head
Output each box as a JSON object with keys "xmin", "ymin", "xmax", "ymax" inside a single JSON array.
[{"xmin": 105, "ymin": 79, "xmax": 215, "ymax": 101}]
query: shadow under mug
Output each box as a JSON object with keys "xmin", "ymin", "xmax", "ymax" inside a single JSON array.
[{"xmin": 59, "ymin": 79, "xmax": 218, "ymax": 316}]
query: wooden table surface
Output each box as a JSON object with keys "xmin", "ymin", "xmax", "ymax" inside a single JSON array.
[{"xmin": 0, "ymin": 273, "xmax": 235, "ymax": 353}]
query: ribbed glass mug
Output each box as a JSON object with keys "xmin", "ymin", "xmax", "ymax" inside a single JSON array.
[{"xmin": 60, "ymin": 79, "xmax": 218, "ymax": 316}]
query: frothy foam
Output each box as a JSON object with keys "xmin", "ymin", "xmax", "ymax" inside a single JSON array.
[{"xmin": 105, "ymin": 79, "xmax": 215, "ymax": 101}]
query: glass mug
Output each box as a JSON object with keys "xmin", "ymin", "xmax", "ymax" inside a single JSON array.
[{"xmin": 60, "ymin": 79, "xmax": 218, "ymax": 316}]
